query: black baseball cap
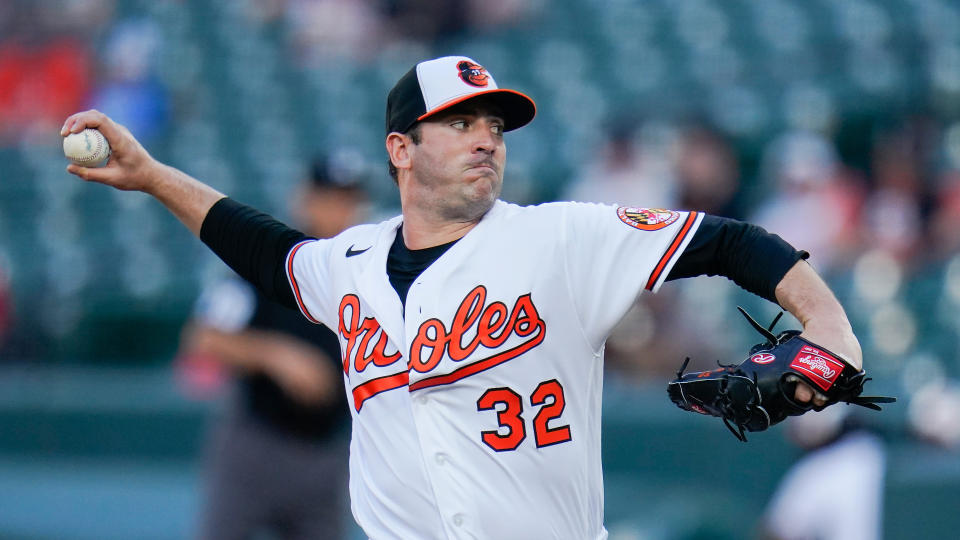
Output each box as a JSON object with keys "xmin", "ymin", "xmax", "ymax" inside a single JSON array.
[
  {"xmin": 386, "ymin": 56, "xmax": 536, "ymax": 135},
  {"xmin": 309, "ymin": 148, "xmax": 368, "ymax": 191}
]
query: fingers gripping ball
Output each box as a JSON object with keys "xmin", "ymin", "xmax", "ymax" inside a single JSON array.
[
  {"xmin": 667, "ymin": 308, "xmax": 896, "ymax": 441},
  {"xmin": 63, "ymin": 128, "xmax": 111, "ymax": 167}
]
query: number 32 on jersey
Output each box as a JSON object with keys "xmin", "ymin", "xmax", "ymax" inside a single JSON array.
[{"xmin": 476, "ymin": 379, "xmax": 572, "ymax": 452}]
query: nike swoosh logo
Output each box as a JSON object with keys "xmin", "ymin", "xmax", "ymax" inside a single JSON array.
[{"xmin": 345, "ymin": 245, "xmax": 371, "ymax": 257}]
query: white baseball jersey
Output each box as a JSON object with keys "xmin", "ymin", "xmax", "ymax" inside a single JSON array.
[{"xmin": 286, "ymin": 200, "xmax": 703, "ymax": 539}]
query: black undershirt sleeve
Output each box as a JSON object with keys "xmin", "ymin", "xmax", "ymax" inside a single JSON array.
[
  {"xmin": 666, "ymin": 214, "xmax": 808, "ymax": 305},
  {"xmin": 199, "ymin": 198, "xmax": 309, "ymax": 311}
]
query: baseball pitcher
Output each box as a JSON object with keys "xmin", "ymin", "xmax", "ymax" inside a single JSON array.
[{"xmin": 63, "ymin": 56, "xmax": 889, "ymax": 539}]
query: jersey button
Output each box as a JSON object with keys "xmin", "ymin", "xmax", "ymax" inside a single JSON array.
[
  {"xmin": 453, "ymin": 514, "xmax": 465, "ymax": 527},
  {"xmin": 434, "ymin": 453, "xmax": 447, "ymax": 465},
  {"xmin": 417, "ymin": 395, "xmax": 428, "ymax": 405}
]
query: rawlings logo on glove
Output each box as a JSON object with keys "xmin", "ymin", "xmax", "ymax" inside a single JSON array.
[
  {"xmin": 667, "ymin": 308, "xmax": 896, "ymax": 441},
  {"xmin": 790, "ymin": 346, "xmax": 843, "ymax": 389}
]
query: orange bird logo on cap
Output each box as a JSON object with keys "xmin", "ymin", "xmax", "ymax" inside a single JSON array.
[{"xmin": 457, "ymin": 60, "xmax": 489, "ymax": 87}]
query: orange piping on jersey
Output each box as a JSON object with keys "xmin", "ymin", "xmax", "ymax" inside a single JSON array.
[
  {"xmin": 644, "ymin": 211, "xmax": 699, "ymax": 291},
  {"xmin": 352, "ymin": 371, "xmax": 410, "ymax": 412},
  {"xmin": 286, "ymin": 240, "xmax": 321, "ymax": 324},
  {"xmin": 408, "ymin": 325, "xmax": 546, "ymax": 392}
]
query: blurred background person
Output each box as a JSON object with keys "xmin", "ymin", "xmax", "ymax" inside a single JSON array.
[
  {"xmin": 672, "ymin": 121, "xmax": 743, "ymax": 219},
  {"xmin": 562, "ymin": 118, "xmax": 677, "ymax": 208},
  {"xmin": 929, "ymin": 122, "xmax": 960, "ymax": 259},
  {"xmin": 907, "ymin": 379, "xmax": 960, "ymax": 452},
  {"xmin": 285, "ymin": 0, "xmax": 387, "ymax": 66},
  {"xmin": 89, "ymin": 17, "xmax": 170, "ymax": 145},
  {"xmin": 750, "ymin": 130, "xmax": 864, "ymax": 275},
  {"xmin": 176, "ymin": 151, "xmax": 369, "ymax": 540},
  {"xmin": 0, "ymin": 258, "xmax": 11, "ymax": 354},
  {"xmin": 860, "ymin": 119, "xmax": 931, "ymax": 266},
  {"xmin": 930, "ymin": 155, "xmax": 960, "ymax": 259},
  {"xmin": 759, "ymin": 408, "xmax": 888, "ymax": 540}
]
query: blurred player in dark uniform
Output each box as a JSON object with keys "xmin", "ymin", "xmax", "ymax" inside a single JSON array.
[{"xmin": 177, "ymin": 152, "xmax": 368, "ymax": 540}]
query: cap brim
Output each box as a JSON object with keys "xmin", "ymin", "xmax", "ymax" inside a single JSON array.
[{"xmin": 417, "ymin": 89, "xmax": 536, "ymax": 132}]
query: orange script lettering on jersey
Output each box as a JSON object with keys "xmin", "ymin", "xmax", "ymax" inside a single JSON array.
[
  {"xmin": 338, "ymin": 294, "xmax": 402, "ymax": 374},
  {"xmin": 338, "ymin": 286, "xmax": 546, "ymax": 411},
  {"xmin": 408, "ymin": 285, "xmax": 545, "ymax": 373}
]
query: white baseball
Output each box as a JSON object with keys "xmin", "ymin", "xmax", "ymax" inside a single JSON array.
[{"xmin": 63, "ymin": 128, "xmax": 111, "ymax": 167}]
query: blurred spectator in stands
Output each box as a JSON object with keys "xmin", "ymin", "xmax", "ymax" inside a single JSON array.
[
  {"xmin": 930, "ymin": 160, "xmax": 960, "ymax": 259},
  {"xmin": 285, "ymin": 0, "xmax": 538, "ymax": 65},
  {"xmin": 860, "ymin": 122, "xmax": 930, "ymax": 265},
  {"xmin": 89, "ymin": 18, "xmax": 169, "ymax": 145},
  {"xmin": 672, "ymin": 122, "xmax": 743, "ymax": 219},
  {"xmin": 0, "ymin": 1, "xmax": 111, "ymax": 145},
  {"xmin": 244, "ymin": 0, "xmax": 288, "ymax": 24},
  {"xmin": 286, "ymin": 0, "xmax": 388, "ymax": 65},
  {"xmin": 177, "ymin": 150, "xmax": 369, "ymax": 540},
  {"xmin": 0, "ymin": 258, "xmax": 11, "ymax": 353},
  {"xmin": 923, "ymin": 121, "xmax": 960, "ymax": 261},
  {"xmin": 760, "ymin": 407, "xmax": 888, "ymax": 540},
  {"xmin": 563, "ymin": 119, "xmax": 676, "ymax": 207},
  {"xmin": 908, "ymin": 379, "xmax": 960, "ymax": 451},
  {"xmin": 379, "ymin": 0, "xmax": 468, "ymax": 44},
  {"xmin": 379, "ymin": 0, "xmax": 538, "ymax": 47},
  {"xmin": 464, "ymin": 0, "xmax": 536, "ymax": 30},
  {"xmin": 750, "ymin": 130, "xmax": 864, "ymax": 274}
]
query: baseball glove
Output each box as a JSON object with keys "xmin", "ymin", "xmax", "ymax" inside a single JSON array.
[{"xmin": 667, "ymin": 307, "xmax": 895, "ymax": 441}]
